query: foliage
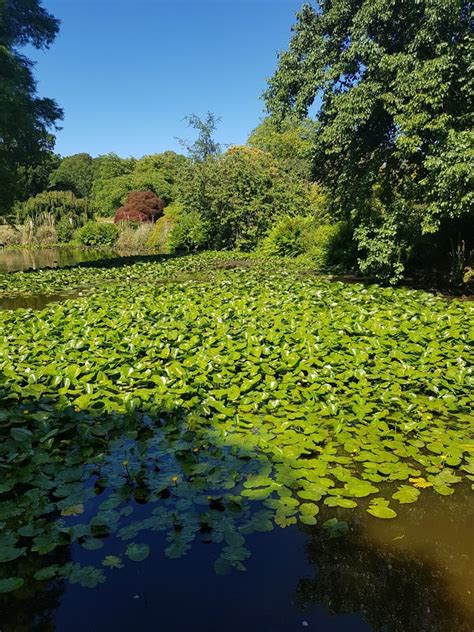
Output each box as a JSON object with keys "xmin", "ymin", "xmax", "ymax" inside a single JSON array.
[
  {"xmin": 0, "ymin": 254, "xmax": 471, "ymax": 593},
  {"xmin": 168, "ymin": 209, "xmax": 209, "ymax": 253},
  {"xmin": 15, "ymin": 151, "xmax": 61, "ymax": 202},
  {"xmin": 115, "ymin": 190, "xmax": 165, "ymax": 223},
  {"xmin": 0, "ymin": 0, "xmax": 62, "ymax": 213},
  {"xmin": 177, "ymin": 112, "xmax": 223, "ymax": 162},
  {"xmin": 260, "ymin": 216, "xmax": 352, "ymax": 270},
  {"xmin": 265, "ymin": 0, "xmax": 473, "ymax": 282},
  {"xmin": 0, "ymin": 225, "xmax": 22, "ymax": 247},
  {"xmin": 17, "ymin": 190, "xmax": 93, "ymax": 226},
  {"xmin": 115, "ymin": 224, "xmax": 153, "ymax": 252},
  {"xmin": 49, "ymin": 153, "xmax": 95, "ymax": 198},
  {"xmin": 74, "ymin": 221, "xmax": 118, "ymax": 246},
  {"xmin": 177, "ymin": 146, "xmax": 312, "ymax": 250},
  {"xmin": 93, "ymin": 153, "xmax": 136, "ymax": 181},
  {"xmin": 91, "ymin": 152, "xmax": 185, "ymax": 216},
  {"xmin": 259, "ymin": 216, "xmax": 312, "ymax": 257},
  {"xmin": 248, "ymin": 117, "xmax": 315, "ymax": 180}
]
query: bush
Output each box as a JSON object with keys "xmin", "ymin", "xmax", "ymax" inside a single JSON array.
[
  {"xmin": 0, "ymin": 225, "xmax": 22, "ymax": 247},
  {"xmin": 146, "ymin": 204, "xmax": 180, "ymax": 253},
  {"xmin": 168, "ymin": 210, "xmax": 209, "ymax": 253},
  {"xmin": 259, "ymin": 216, "xmax": 312, "ymax": 257},
  {"xmin": 177, "ymin": 146, "xmax": 312, "ymax": 251},
  {"xmin": 34, "ymin": 223, "xmax": 58, "ymax": 246},
  {"xmin": 114, "ymin": 190, "xmax": 165, "ymax": 223},
  {"xmin": 17, "ymin": 191, "xmax": 93, "ymax": 230},
  {"xmin": 56, "ymin": 216, "xmax": 77, "ymax": 242},
  {"xmin": 259, "ymin": 215, "xmax": 353, "ymax": 270},
  {"xmin": 301, "ymin": 223, "xmax": 346, "ymax": 269},
  {"xmin": 74, "ymin": 221, "xmax": 118, "ymax": 247},
  {"xmin": 116, "ymin": 224, "xmax": 153, "ymax": 253}
]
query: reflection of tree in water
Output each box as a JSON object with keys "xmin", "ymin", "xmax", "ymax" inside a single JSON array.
[
  {"xmin": 0, "ymin": 548, "xmax": 70, "ymax": 632},
  {"xmin": 295, "ymin": 493, "xmax": 474, "ymax": 632}
]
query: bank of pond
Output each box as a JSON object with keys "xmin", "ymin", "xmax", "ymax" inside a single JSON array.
[{"xmin": 0, "ymin": 252, "xmax": 472, "ymax": 631}]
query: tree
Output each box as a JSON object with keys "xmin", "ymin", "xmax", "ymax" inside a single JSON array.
[
  {"xmin": 91, "ymin": 151, "xmax": 185, "ymax": 216},
  {"xmin": 265, "ymin": 1, "xmax": 473, "ymax": 281},
  {"xmin": 177, "ymin": 112, "xmax": 223, "ymax": 162},
  {"xmin": 17, "ymin": 190, "xmax": 92, "ymax": 225},
  {"xmin": 248, "ymin": 117, "xmax": 315, "ymax": 180},
  {"xmin": 15, "ymin": 148, "xmax": 60, "ymax": 200},
  {"xmin": 0, "ymin": 0, "xmax": 63, "ymax": 213},
  {"xmin": 114, "ymin": 190, "xmax": 165, "ymax": 223},
  {"xmin": 177, "ymin": 145, "xmax": 311, "ymax": 250},
  {"xmin": 93, "ymin": 153, "xmax": 136, "ymax": 181},
  {"xmin": 49, "ymin": 153, "xmax": 95, "ymax": 198}
]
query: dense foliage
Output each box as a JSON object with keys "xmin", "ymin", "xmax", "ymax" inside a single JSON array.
[
  {"xmin": 248, "ymin": 117, "xmax": 315, "ymax": 180},
  {"xmin": 74, "ymin": 221, "xmax": 118, "ymax": 246},
  {"xmin": 17, "ymin": 190, "xmax": 93, "ymax": 225},
  {"xmin": 0, "ymin": 254, "xmax": 472, "ymax": 592},
  {"xmin": 265, "ymin": 0, "xmax": 474, "ymax": 281},
  {"xmin": 177, "ymin": 146, "xmax": 313, "ymax": 251},
  {"xmin": 91, "ymin": 151, "xmax": 185, "ymax": 216},
  {"xmin": 49, "ymin": 153, "xmax": 95, "ymax": 198},
  {"xmin": 0, "ymin": 0, "xmax": 62, "ymax": 213},
  {"xmin": 114, "ymin": 190, "xmax": 165, "ymax": 223}
]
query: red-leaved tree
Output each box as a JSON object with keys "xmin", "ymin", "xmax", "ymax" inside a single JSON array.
[{"xmin": 114, "ymin": 190, "xmax": 165, "ymax": 223}]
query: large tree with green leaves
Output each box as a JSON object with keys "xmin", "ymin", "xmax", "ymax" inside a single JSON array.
[
  {"xmin": 265, "ymin": 0, "xmax": 473, "ymax": 281},
  {"xmin": 0, "ymin": 0, "xmax": 63, "ymax": 213},
  {"xmin": 49, "ymin": 153, "xmax": 95, "ymax": 198},
  {"xmin": 248, "ymin": 117, "xmax": 315, "ymax": 180}
]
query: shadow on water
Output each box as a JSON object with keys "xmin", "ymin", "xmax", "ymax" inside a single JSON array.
[{"xmin": 0, "ymin": 382, "xmax": 472, "ymax": 632}]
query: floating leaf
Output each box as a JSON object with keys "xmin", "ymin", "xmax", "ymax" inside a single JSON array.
[
  {"xmin": 0, "ymin": 577, "xmax": 24, "ymax": 593},
  {"xmin": 392, "ymin": 486, "xmax": 420, "ymax": 504},
  {"xmin": 61, "ymin": 504, "xmax": 84, "ymax": 517},
  {"xmin": 125, "ymin": 543, "xmax": 150, "ymax": 562}
]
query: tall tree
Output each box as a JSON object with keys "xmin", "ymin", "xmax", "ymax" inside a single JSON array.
[
  {"xmin": 248, "ymin": 117, "xmax": 315, "ymax": 180},
  {"xmin": 177, "ymin": 112, "xmax": 223, "ymax": 162},
  {"xmin": 49, "ymin": 153, "xmax": 95, "ymax": 198},
  {"xmin": 0, "ymin": 0, "xmax": 63, "ymax": 213},
  {"xmin": 265, "ymin": 1, "xmax": 473, "ymax": 281}
]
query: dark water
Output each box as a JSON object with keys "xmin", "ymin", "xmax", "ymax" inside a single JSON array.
[
  {"xmin": 0, "ymin": 248, "xmax": 116, "ymax": 273},
  {"xmin": 1, "ymin": 487, "xmax": 472, "ymax": 632},
  {"xmin": 0, "ymin": 290, "xmax": 85, "ymax": 310}
]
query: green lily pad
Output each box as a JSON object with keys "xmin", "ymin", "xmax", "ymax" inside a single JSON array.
[
  {"xmin": 126, "ymin": 543, "xmax": 150, "ymax": 562},
  {"xmin": 0, "ymin": 577, "xmax": 24, "ymax": 593}
]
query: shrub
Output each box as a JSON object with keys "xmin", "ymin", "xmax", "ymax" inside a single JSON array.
[
  {"xmin": 116, "ymin": 224, "xmax": 153, "ymax": 253},
  {"xmin": 74, "ymin": 221, "xmax": 118, "ymax": 247},
  {"xmin": 0, "ymin": 225, "xmax": 22, "ymax": 247},
  {"xmin": 146, "ymin": 203, "xmax": 182, "ymax": 253},
  {"xmin": 114, "ymin": 190, "xmax": 165, "ymax": 223},
  {"xmin": 168, "ymin": 210, "xmax": 209, "ymax": 253},
  {"xmin": 56, "ymin": 216, "xmax": 77, "ymax": 242},
  {"xmin": 17, "ymin": 191, "xmax": 93, "ymax": 228},
  {"xmin": 259, "ymin": 216, "xmax": 312, "ymax": 257},
  {"xmin": 259, "ymin": 215, "xmax": 354, "ymax": 270},
  {"xmin": 300, "ymin": 223, "xmax": 346, "ymax": 269},
  {"xmin": 34, "ymin": 223, "xmax": 58, "ymax": 246},
  {"xmin": 176, "ymin": 146, "xmax": 312, "ymax": 251}
]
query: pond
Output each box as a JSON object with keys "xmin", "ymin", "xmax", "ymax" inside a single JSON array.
[
  {"xmin": 0, "ymin": 247, "xmax": 117, "ymax": 273},
  {"xmin": 0, "ymin": 253, "xmax": 472, "ymax": 631}
]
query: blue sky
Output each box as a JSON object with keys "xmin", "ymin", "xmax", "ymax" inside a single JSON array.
[{"xmin": 28, "ymin": 0, "xmax": 305, "ymax": 158}]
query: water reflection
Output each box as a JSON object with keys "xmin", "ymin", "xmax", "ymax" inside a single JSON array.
[
  {"xmin": 1, "ymin": 483, "xmax": 472, "ymax": 630},
  {"xmin": 0, "ymin": 248, "xmax": 116, "ymax": 273},
  {"xmin": 296, "ymin": 487, "xmax": 474, "ymax": 632},
  {"xmin": 0, "ymin": 291, "xmax": 84, "ymax": 310}
]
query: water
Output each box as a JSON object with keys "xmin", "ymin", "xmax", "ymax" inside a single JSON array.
[
  {"xmin": 1, "ymin": 487, "xmax": 472, "ymax": 632},
  {"xmin": 0, "ymin": 248, "xmax": 116, "ymax": 273}
]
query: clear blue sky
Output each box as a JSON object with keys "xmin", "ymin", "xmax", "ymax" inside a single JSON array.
[{"xmin": 28, "ymin": 0, "xmax": 305, "ymax": 159}]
